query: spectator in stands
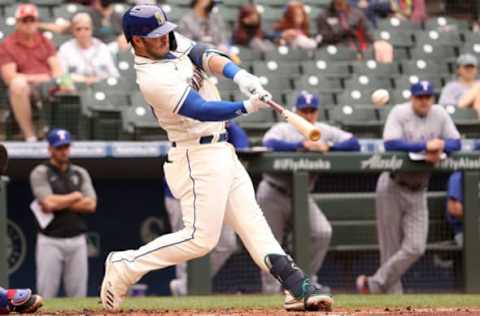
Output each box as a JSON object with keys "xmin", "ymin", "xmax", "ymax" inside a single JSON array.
[
  {"xmin": 273, "ymin": 0, "xmax": 319, "ymax": 50},
  {"xmin": 40, "ymin": 0, "xmax": 128, "ymax": 54},
  {"xmin": 349, "ymin": 0, "xmax": 391, "ymax": 27},
  {"xmin": 0, "ymin": 4, "xmax": 63, "ymax": 142},
  {"xmin": 317, "ymin": 0, "xmax": 393, "ymax": 61},
  {"xmin": 58, "ymin": 12, "xmax": 119, "ymax": 86},
  {"xmin": 232, "ymin": 4, "xmax": 275, "ymax": 53},
  {"xmin": 439, "ymin": 54, "xmax": 480, "ymax": 117},
  {"xmin": 257, "ymin": 91, "xmax": 360, "ymax": 294},
  {"xmin": 87, "ymin": 0, "xmax": 128, "ymax": 53},
  {"xmin": 178, "ymin": 0, "xmax": 229, "ymax": 52},
  {"xmin": 389, "ymin": 0, "xmax": 427, "ymax": 23},
  {"xmin": 30, "ymin": 128, "xmax": 97, "ymax": 298}
]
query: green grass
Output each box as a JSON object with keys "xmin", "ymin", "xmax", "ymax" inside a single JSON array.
[{"xmin": 42, "ymin": 294, "xmax": 480, "ymax": 312}]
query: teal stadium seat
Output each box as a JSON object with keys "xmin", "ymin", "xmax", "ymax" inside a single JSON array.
[
  {"xmin": 315, "ymin": 45, "xmax": 358, "ymax": 62},
  {"xmin": 444, "ymin": 106, "xmax": 480, "ymax": 138},
  {"xmin": 294, "ymin": 75, "xmax": 343, "ymax": 94},
  {"xmin": 301, "ymin": 60, "xmax": 351, "ymax": 79},
  {"xmin": 414, "ymin": 29, "xmax": 463, "ymax": 47},
  {"xmin": 329, "ymin": 105, "xmax": 382, "ymax": 137},
  {"xmin": 401, "ymin": 59, "xmax": 450, "ymax": 76},
  {"xmin": 344, "ymin": 75, "xmax": 391, "ymax": 91},
  {"xmin": 336, "ymin": 89, "xmax": 375, "ymax": 106},
  {"xmin": 252, "ymin": 60, "xmax": 301, "ymax": 78},
  {"xmin": 424, "ymin": 16, "xmax": 470, "ymax": 32},
  {"xmin": 52, "ymin": 3, "xmax": 83, "ymax": 22},
  {"xmin": 161, "ymin": 5, "xmax": 189, "ymax": 23},
  {"xmin": 377, "ymin": 17, "xmax": 421, "ymax": 32},
  {"xmin": 230, "ymin": 47, "xmax": 263, "ymax": 63},
  {"xmin": 123, "ymin": 93, "xmax": 167, "ymax": 140},
  {"xmin": 351, "ymin": 60, "xmax": 401, "ymax": 79},
  {"xmin": 409, "ymin": 44, "xmax": 457, "ymax": 63},
  {"xmin": 264, "ymin": 46, "xmax": 311, "ymax": 62},
  {"xmin": 257, "ymin": 6, "xmax": 283, "ymax": 22},
  {"xmin": 374, "ymin": 30, "xmax": 414, "ymax": 48}
]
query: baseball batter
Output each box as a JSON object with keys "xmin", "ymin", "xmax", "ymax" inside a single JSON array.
[
  {"xmin": 357, "ymin": 81, "xmax": 461, "ymax": 294},
  {"xmin": 101, "ymin": 5, "xmax": 333, "ymax": 312},
  {"xmin": 166, "ymin": 121, "xmax": 248, "ymax": 296},
  {"xmin": 257, "ymin": 92, "xmax": 360, "ymax": 294}
]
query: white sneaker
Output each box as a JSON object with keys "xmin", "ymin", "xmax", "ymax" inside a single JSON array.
[
  {"xmin": 100, "ymin": 252, "xmax": 130, "ymax": 310},
  {"xmin": 169, "ymin": 278, "xmax": 187, "ymax": 296}
]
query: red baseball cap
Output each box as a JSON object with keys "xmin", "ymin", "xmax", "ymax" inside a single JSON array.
[{"xmin": 15, "ymin": 4, "xmax": 39, "ymax": 19}]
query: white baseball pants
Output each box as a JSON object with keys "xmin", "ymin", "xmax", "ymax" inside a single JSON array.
[{"xmin": 110, "ymin": 142, "xmax": 285, "ymax": 285}]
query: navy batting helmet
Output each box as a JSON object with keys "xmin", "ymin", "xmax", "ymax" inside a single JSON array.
[{"xmin": 122, "ymin": 5, "xmax": 177, "ymax": 47}]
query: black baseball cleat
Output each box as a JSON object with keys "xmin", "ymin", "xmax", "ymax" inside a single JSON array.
[
  {"xmin": 283, "ymin": 279, "xmax": 334, "ymax": 312},
  {"xmin": 6, "ymin": 289, "xmax": 43, "ymax": 314}
]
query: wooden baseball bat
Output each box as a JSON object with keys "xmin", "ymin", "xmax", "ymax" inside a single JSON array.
[{"xmin": 265, "ymin": 99, "xmax": 321, "ymax": 141}]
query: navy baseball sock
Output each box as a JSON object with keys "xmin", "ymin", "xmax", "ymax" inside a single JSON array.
[{"xmin": 265, "ymin": 254, "xmax": 310, "ymax": 299}]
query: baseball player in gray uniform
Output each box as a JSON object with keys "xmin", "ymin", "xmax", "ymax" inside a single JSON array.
[
  {"xmin": 257, "ymin": 91, "xmax": 360, "ymax": 294},
  {"xmin": 356, "ymin": 81, "xmax": 461, "ymax": 294},
  {"xmin": 101, "ymin": 5, "xmax": 333, "ymax": 312},
  {"xmin": 30, "ymin": 129, "xmax": 97, "ymax": 298}
]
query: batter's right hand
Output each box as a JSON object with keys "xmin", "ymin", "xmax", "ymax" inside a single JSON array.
[
  {"xmin": 243, "ymin": 94, "xmax": 270, "ymax": 113},
  {"xmin": 426, "ymin": 139, "xmax": 445, "ymax": 152}
]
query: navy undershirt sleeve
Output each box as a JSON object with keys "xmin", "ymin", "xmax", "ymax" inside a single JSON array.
[{"xmin": 384, "ymin": 139, "xmax": 427, "ymax": 152}]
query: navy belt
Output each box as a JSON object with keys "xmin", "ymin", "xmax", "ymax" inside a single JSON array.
[{"xmin": 172, "ymin": 133, "xmax": 228, "ymax": 147}]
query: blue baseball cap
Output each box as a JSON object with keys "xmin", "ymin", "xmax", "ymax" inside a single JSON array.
[
  {"xmin": 122, "ymin": 5, "xmax": 177, "ymax": 43},
  {"xmin": 410, "ymin": 81, "xmax": 434, "ymax": 97},
  {"xmin": 295, "ymin": 91, "xmax": 320, "ymax": 110},
  {"xmin": 47, "ymin": 128, "xmax": 71, "ymax": 148}
]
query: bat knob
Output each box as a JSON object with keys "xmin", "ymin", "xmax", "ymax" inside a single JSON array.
[{"xmin": 309, "ymin": 129, "xmax": 321, "ymax": 141}]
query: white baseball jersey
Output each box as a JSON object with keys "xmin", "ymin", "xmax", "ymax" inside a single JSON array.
[
  {"xmin": 134, "ymin": 32, "xmax": 225, "ymax": 142},
  {"xmin": 384, "ymin": 102, "xmax": 460, "ymax": 187}
]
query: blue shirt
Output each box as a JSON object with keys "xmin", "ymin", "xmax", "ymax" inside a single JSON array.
[{"xmin": 446, "ymin": 171, "xmax": 463, "ymax": 235}]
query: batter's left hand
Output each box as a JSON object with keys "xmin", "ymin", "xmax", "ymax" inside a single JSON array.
[{"xmin": 233, "ymin": 70, "xmax": 269, "ymax": 100}]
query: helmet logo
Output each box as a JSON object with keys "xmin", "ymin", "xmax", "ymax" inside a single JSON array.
[{"xmin": 155, "ymin": 11, "xmax": 165, "ymax": 25}]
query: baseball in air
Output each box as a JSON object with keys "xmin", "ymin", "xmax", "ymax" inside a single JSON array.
[{"xmin": 371, "ymin": 89, "xmax": 390, "ymax": 107}]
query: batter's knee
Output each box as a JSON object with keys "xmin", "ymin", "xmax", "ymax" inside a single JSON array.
[{"xmin": 189, "ymin": 236, "xmax": 219, "ymax": 257}]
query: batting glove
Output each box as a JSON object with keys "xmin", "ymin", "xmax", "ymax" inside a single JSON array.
[
  {"xmin": 243, "ymin": 94, "xmax": 270, "ymax": 113},
  {"xmin": 233, "ymin": 70, "xmax": 270, "ymax": 100}
]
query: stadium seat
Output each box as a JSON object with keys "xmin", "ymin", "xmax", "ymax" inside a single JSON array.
[
  {"xmin": 409, "ymin": 44, "xmax": 457, "ymax": 63},
  {"xmin": 264, "ymin": 46, "xmax": 311, "ymax": 62},
  {"xmin": 344, "ymin": 75, "xmax": 391, "ymax": 91},
  {"xmin": 460, "ymin": 42, "xmax": 480, "ymax": 59},
  {"xmin": 0, "ymin": 22, "xmax": 14, "ymax": 40},
  {"xmin": 230, "ymin": 46, "xmax": 263, "ymax": 64},
  {"xmin": 256, "ymin": 0, "xmax": 285, "ymax": 6},
  {"xmin": 42, "ymin": 31, "xmax": 70, "ymax": 48},
  {"xmin": 328, "ymin": 105, "xmax": 382, "ymax": 137},
  {"xmin": 336, "ymin": 89, "xmax": 375, "ymax": 106},
  {"xmin": 373, "ymin": 30, "xmax": 414, "ymax": 48},
  {"xmin": 252, "ymin": 60, "xmax": 301, "ymax": 78},
  {"xmin": 401, "ymin": 59, "xmax": 450, "ymax": 76},
  {"xmin": 393, "ymin": 75, "xmax": 444, "ymax": 94},
  {"xmin": 293, "ymin": 75, "xmax": 343, "ymax": 93},
  {"xmin": 463, "ymin": 31, "xmax": 480, "ymax": 44},
  {"xmin": 389, "ymin": 89, "xmax": 412, "ymax": 105},
  {"xmin": 351, "ymin": 60, "xmax": 401, "ymax": 79},
  {"xmin": 304, "ymin": 4, "xmax": 321, "ymax": 19},
  {"xmin": 91, "ymin": 77, "xmax": 135, "ymax": 94},
  {"xmin": 315, "ymin": 45, "xmax": 358, "ymax": 62},
  {"xmin": 161, "ymin": 5, "xmax": 189, "ymax": 23},
  {"xmin": 217, "ymin": 6, "xmax": 237, "ymax": 23},
  {"xmin": 123, "ymin": 93, "xmax": 167, "ymax": 141},
  {"xmin": 377, "ymin": 17, "xmax": 421, "ymax": 32},
  {"xmin": 303, "ymin": 0, "xmax": 331, "ymax": 7},
  {"xmin": 168, "ymin": 0, "xmax": 191, "ymax": 6},
  {"xmin": 258, "ymin": 75, "xmax": 292, "ymax": 92},
  {"xmin": 221, "ymin": 0, "xmax": 244, "ymax": 8},
  {"xmin": 414, "ymin": 30, "xmax": 463, "ymax": 48},
  {"xmin": 301, "ymin": 60, "xmax": 350, "ymax": 79},
  {"xmin": 377, "ymin": 106, "xmax": 393, "ymax": 122},
  {"xmin": 424, "ymin": 16, "xmax": 470, "ymax": 32},
  {"xmin": 257, "ymin": 6, "xmax": 283, "ymax": 22},
  {"xmin": 52, "ymin": 3, "xmax": 83, "ymax": 22},
  {"xmin": 444, "ymin": 106, "xmax": 480, "ymax": 138}
]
